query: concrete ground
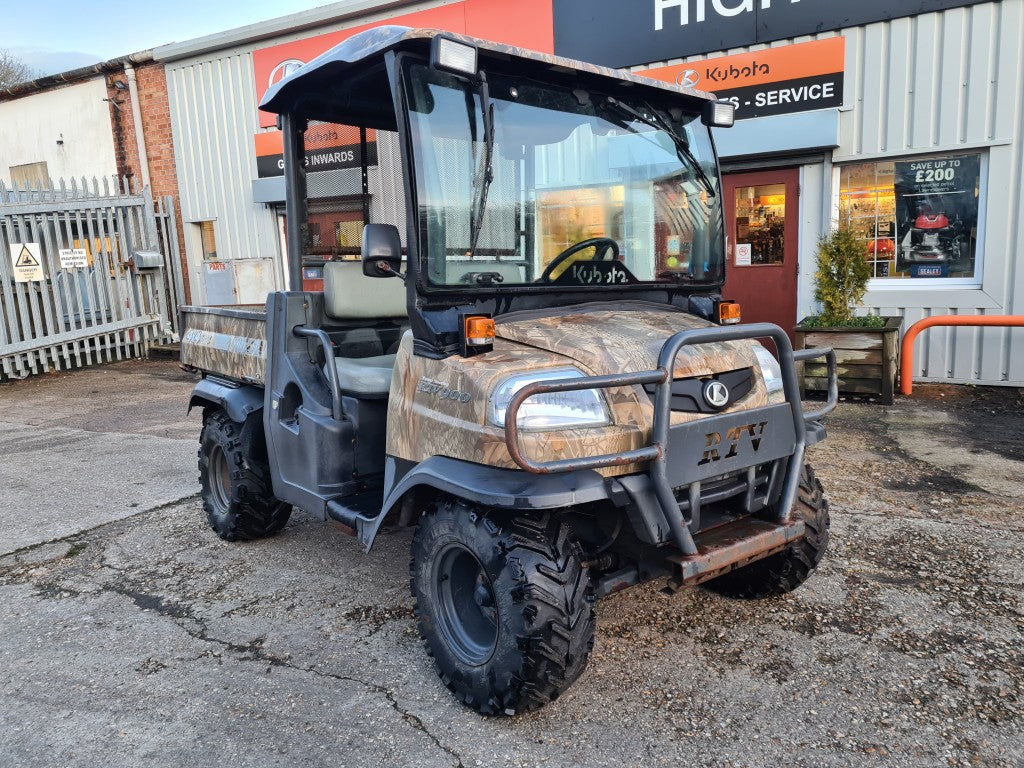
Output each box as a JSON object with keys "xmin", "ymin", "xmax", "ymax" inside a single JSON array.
[{"xmin": 0, "ymin": 359, "xmax": 1021, "ymax": 768}]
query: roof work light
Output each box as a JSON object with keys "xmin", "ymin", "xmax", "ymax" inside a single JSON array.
[
  {"xmin": 703, "ymin": 100, "xmax": 736, "ymax": 128},
  {"xmin": 431, "ymin": 36, "xmax": 478, "ymax": 76}
]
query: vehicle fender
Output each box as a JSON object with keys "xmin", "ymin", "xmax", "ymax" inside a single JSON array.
[
  {"xmin": 360, "ymin": 455, "xmax": 616, "ymax": 550},
  {"xmin": 188, "ymin": 377, "xmax": 264, "ymax": 424}
]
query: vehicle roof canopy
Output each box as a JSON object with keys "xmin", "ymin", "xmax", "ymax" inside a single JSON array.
[{"xmin": 258, "ymin": 25, "xmax": 712, "ymax": 129}]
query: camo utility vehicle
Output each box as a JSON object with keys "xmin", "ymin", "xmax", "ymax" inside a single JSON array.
[{"xmin": 181, "ymin": 27, "xmax": 838, "ymax": 715}]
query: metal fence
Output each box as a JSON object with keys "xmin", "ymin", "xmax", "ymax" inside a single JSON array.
[{"xmin": 0, "ymin": 176, "xmax": 184, "ymax": 381}]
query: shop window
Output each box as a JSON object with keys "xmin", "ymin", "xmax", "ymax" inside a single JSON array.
[
  {"xmin": 196, "ymin": 221, "xmax": 218, "ymax": 260},
  {"xmin": 734, "ymin": 183, "xmax": 786, "ymax": 265},
  {"xmin": 839, "ymin": 154, "xmax": 982, "ymax": 281}
]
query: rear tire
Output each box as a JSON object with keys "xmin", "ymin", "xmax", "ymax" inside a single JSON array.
[
  {"xmin": 410, "ymin": 500, "xmax": 596, "ymax": 715},
  {"xmin": 198, "ymin": 409, "xmax": 291, "ymax": 541},
  {"xmin": 704, "ymin": 462, "xmax": 829, "ymax": 599}
]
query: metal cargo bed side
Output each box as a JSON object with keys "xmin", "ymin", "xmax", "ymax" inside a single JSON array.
[{"xmin": 179, "ymin": 305, "xmax": 268, "ymax": 385}]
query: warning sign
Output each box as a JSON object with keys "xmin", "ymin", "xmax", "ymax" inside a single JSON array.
[
  {"xmin": 59, "ymin": 248, "xmax": 89, "ymax": 269},
  {"xmin": 11, "ymin": 243, "xmax": 45, "ymax": 282}
]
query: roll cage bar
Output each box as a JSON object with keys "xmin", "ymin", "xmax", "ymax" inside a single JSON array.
[{"xmin": 263, "ymin": 26, "xmax": 726, "ymax": 358}]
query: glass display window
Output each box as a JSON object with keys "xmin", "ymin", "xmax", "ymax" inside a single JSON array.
[
  {"xmin": 733, "ymin": 183, "xmax": 787, "ymax": 266},
  {"xmin": 838, "ymin": 153, "xmax": 982, "ymax": 281}
]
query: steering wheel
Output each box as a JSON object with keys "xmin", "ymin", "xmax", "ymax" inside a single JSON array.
[{"xmin": 539, "ymin": 237, "xmax": 620, "ymax": 282}]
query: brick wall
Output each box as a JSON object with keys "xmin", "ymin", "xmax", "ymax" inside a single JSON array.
[{"xmin": 105, "ymin": 63, "xmax": 191, "ymax": 303}]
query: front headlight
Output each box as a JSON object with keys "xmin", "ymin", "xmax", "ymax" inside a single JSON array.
[
  {"xmin": 753, "ymin": 343, "xmax": 784, "ymax": 394},
  {"xmin": 489, "ymin": 368, "xmax": 612, "ymax": 431}
]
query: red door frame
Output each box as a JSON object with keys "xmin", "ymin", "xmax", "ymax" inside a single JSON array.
[{"xmin": 722, "ymin": 168, "xmax": 801, "ymax": 342}]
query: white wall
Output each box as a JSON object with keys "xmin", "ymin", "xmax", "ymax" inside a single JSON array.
[
  {"xmin": 0, "ymin": 78, "xmax": 118, "ymax": 184},
  {"xmin": 839, "ymin": 1, "xmax": 1024, "ymax": 384}
]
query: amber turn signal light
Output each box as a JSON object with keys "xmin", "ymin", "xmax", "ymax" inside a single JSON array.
[
  {"xmin": 461, "ymin": 315, "xmax": 495, "ymax": 356},
  {"xmin": 464, "ymin": 316, "xmax": 495, "ymax": 346},
  {"xmin": 718, "ymin": 301, "xmax": 741, "ymax": 325}
]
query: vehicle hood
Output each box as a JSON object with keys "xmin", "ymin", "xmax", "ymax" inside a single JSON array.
[{"xmin": 494, "ymin": 307, "xmax": 759, "ymax": 378}]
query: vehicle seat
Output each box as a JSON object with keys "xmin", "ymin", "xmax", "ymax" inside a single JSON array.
[
  {"xmin": 330, "ymin": 354, "xmax": 397, "ymax": 396},
  {"xmin": 322, "ymin": 261, "xmax": 407, "ymax": 396}
]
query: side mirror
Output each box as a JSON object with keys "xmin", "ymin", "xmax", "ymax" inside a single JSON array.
[{"xmin": 361, "ymin": 223, "xmax": 402, "ymax": 278}]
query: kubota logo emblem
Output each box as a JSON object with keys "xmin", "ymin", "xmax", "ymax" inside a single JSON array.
[
  {"xmin": 702, "ymin": 380, "xmax": 729, "ymax": 409},
  {"xmin": 676, "ymin": 69, "xmax": 701, "ymax": 88},
  {"xmin": 269, "ymin": 59, "xmax": 305, "ymax": 88},
  {"xmin": 699, "ymin": 421, "xmax": 768, "ymax": 465}
]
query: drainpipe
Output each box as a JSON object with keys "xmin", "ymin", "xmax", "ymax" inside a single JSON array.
[{"xmin": 123, "ymin": 62, "xmax": 151, "ymax": 190}]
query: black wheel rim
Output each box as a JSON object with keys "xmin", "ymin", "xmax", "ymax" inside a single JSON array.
[
  {"xmin": 208, "ymin": 443, "xmax": 231, "ymax": 514},
  {"xmin": 434, "ymin": 544, "xmax": 498, "ymax": 666}
]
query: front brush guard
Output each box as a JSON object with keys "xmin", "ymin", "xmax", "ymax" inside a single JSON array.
[{"xmin": 504, "ymin": 323, "xmax": 838, "ymax": 557}]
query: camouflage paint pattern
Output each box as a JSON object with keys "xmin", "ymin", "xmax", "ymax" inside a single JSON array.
[
  {"xmin": 261, "ymin": 26, "xmax": 713, "ymax": 117},
  {"xmin": 179, "ymin": 305, "xmax": 268, "ymax": 385},
  {"xmin": 387, "ymin": 308, "xmax": 772, "ymax": 477}
]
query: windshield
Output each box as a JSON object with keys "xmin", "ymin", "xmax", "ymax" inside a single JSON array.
[{"xmin": 403, "ymin": 59, "xmax": 725, "ymax": 290}]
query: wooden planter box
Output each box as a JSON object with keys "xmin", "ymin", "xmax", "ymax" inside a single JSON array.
[{"xmin": 794, "ymin": 316, "xmax": 902, "ymax": 405}]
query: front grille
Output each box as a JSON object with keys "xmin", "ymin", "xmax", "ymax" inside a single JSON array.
[
  {"xmin": 673, "ymin": 460, "xmax": 784, "ymax": 532},
  {"xmin": 643, "ymin": 367, "xmax": 754, "ymax": 413}
]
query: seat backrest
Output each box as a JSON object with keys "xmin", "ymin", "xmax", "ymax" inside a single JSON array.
[{"xmin": 323, "ymin": 260, "xmax": 407, "ymax": 320}]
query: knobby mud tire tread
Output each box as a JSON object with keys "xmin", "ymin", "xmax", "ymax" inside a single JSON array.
[
  {"xmin": 410, "ymin": 501, "xmax": 596, "ymax": 715},
  {"xmin": 704, "ymin": 463, "xmax": 830, "ymax": 599},
  {"xmin": 198, "ymin": 409, "xmax": 291, "ymax": 541}
]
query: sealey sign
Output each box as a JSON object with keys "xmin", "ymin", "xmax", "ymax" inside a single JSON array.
[{"xmin": 553, "ymin": 0, "xmax": 990, "ymax": 68}]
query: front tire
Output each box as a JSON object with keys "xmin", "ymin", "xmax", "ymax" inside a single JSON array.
[
  {"xmin": 704, "ymin": 462, "xmax": 829, "ymax": 599},
  {"xmin": 410, "ymin": 501, "xmax": 596, "ymax": 715},
  {"xmin": 198, "ymin": 409, "xmax": 291, "ymax": 541}
]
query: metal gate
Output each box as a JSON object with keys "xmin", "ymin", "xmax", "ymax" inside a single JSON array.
[{"xmin": 0, "ymin": 176, "xmax": 185, "ymax": 380}]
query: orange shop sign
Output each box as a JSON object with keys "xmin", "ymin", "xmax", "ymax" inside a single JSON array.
[
  {"xmin": 252, "ymin": 0, "xmax": 554, "ymax": 128},
  {"xmin": 642, "ymin": 37, "xmax": 845, "ymax": 121}
]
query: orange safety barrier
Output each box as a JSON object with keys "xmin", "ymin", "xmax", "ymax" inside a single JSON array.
[{"xmin": 900, "ymin": 315, "xmax": 1024, "ymax": 395}]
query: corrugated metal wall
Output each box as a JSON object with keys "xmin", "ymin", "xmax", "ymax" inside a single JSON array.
[
  {"xmin": 637, "ymin": 0, "xmax": 1024, "ymax": 385},
  {"xmin": 166, "ymin": 51, "xmax": 281, "ymax": 303},
  {"xmin": 843, "ymin": 1, "xmax": 1024, "ymax": 384},
  {"xmin": 163, "ymin": 1, "xmax": 449, "ymax": 303}
]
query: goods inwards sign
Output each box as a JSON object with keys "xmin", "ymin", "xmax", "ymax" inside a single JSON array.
[
  {"xmin": 641, "ymin": 37, "xmax": 844, "ymax": 120},
  {"xmin": 254, "ymin": 124, "xmax": 379, "ymax": 178}
]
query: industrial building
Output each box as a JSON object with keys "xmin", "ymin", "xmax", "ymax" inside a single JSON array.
[{"xmin": 152, "ymin": 0, "xmax": 1022, "ymax": 385}]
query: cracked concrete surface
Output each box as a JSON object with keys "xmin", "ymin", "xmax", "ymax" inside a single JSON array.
[
  {"xmin": 0, "ymin": 360, "xmax": 198, "ymax": 555},
  {"xmin": 1, "ymin": 360, "xmax": 1022, "ymax": 768}
]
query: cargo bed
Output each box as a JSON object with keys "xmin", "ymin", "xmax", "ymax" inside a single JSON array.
[{"xmin": 179, "ymin": 304, "xmax": 268, "ymax": 385}]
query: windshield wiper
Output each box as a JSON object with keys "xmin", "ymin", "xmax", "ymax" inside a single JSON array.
[
  {"xmin": 468, "ymin": 71, "xmax": 495, "ymax": 259},
  {"xmin": 603, "ymin": 96, "xmax": 717, "ymax": 198}
]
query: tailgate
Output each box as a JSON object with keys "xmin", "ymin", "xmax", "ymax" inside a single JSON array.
[{"xmin": 179, "ymin": 304, "xmax": 267, "ymax": 384}]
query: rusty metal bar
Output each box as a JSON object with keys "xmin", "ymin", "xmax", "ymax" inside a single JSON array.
[
  {"xmin": 667, "ymin": 518, "xmax": 806, "ymax": 588},
  {"xmin": 900, "ymin": 315, "xmax": 1024, "ymax": 395},
  {"xmin": 504, "ymin": 369, "xmax": 666, "ymax": 474}
]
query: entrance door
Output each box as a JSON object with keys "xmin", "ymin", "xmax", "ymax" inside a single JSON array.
[{"xmin": 722, "ymin": 169, "xmax": 800, "ymax": 340}]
